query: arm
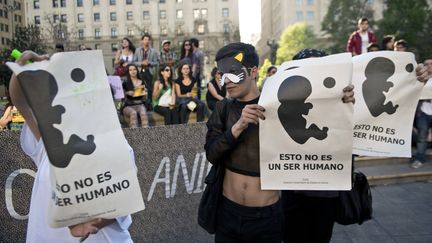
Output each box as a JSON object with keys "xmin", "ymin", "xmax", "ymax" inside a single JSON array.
[
  {"xmin": 133, "ymin": 49, "xmax": 142, "ymax": 67},
  {"xmin": 69, "ymin": 218, "xmax": 116, "ymax": 242},
  {"xmin": 152, "ymin": 80, "xmax": 162, "ymax": 101},
  {"xmin": 170, "ymin": 84, "xmax": 176, "ymax": 106},
  {"xmin": 208, "ymin": 82, "xmax": 225, "ymax": 101},
  {"xmin": 0, "ymin": 105, "xmax": 13, "ymax": 128},
  {"xmin": 149, "ymin": 49, "xmax": 159, "ymax": 67},
  {"xmin": 114, "ymin": 49, "xmax": 122, "ymax": 66},
  {"xmin": 346, "ymin": 32, "xmax": 357, "ymax": 56}
]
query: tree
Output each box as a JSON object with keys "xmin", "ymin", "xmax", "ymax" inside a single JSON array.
[
  {"xmin": 0, "ymin": 25, "xmax": 47, "ymax": 87},
  {"xmin": 276, "ymin": 23, "xmax": 316, "ymax": 64},
  {"xmin": 44, "ymin": 14, "xmax": 77, "ymax": 51},
  {"xmin": 257, "ymin": 58, "xmax": 272, "ymax": 89},
  {"xmin": 321, "ymin": 0, "xmax": 374, "ymax": 54},
  {"xmin": 377, "ymin": 0, "xmax": 432, "ymax": 61}
]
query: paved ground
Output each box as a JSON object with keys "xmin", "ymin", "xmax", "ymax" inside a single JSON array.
[{"xmin": 332, "ymin": 181, "xmax": 432, "ymax": 243}]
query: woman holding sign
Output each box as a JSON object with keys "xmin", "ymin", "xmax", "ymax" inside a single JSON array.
[{"xmin": 123, "ymin": 64, "xmax": 149, "ymax": 128}]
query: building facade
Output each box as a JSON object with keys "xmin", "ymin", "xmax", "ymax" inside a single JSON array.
[
  {"xmin": 25, "ymin": 0, "xmax": 239, "ymax": 76},
  {"xmin": 256, "ymin": 0, "xmax": 386, "ymax": 64},
  {"xmin": 0, "ymin": 0, "xmax": 25, "ymax": 48}
]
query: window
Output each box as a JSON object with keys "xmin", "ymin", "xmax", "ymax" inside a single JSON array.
[
  {"xmin": 160, "ymin": 26, "xmax": 168, "ymax": 36},
  {"xmin": 60, "ymin": 0, "xmax": 66, "ymax": 7},
  {"xmin": 110, "ymin": 12, "xmax": 116, "ymax": 21},
  {"xmin": 143, "ymin": 11, "xmax": 150, "ymax": 20},
  {"xmin": 296, "ymin": 11, "xmax": 303, "ymax": 20},
  {"xmin": 0, "ymin": 10, "xmax": 2, "ymax": 18},
  {"xmin": 222, "ymin": 8, "xmax": 229, "ymax": 17},
  {"xmin": 126, "ymin": 0, "xmax": 132, "ymax": 4},
  {"xmin": 34, "ymin": 0, "xmax": 40, "ymax": 9},
  {"xmin": 61, "ymin": 14, "xmax": 67, "ymax": 23},
  {"xmin": 306, "ymin": 11, "xmax": 314, "ymax": 21},
  {"xmin": 34, "ymin": 16, "xmax": 40, "ymax": 25},
  {"xmin": 93, "ymin": 0, "xmax": 100, "ymax": 5},
  {"xmin": 4, "ymin": 11, "xmax": 8, "ymax": 19},
  {"xmin": 143, "ymin": 0, "xmax": 149, "ymax": 3},
  {"xmin": 307, "ymin": 0, "xmax": 314, "ymax": 5},
  {"xmin": 127, "ymin": 28, "xmax": 134, "ymax": 36},
  {"xmin": 95, "ymin": 44, "xmax": 101, "ymax": 50},
  {"xmin": 295, "ymin": 0, "xmax": 302, "ymax": 6},
  {"xmin": 110, "ymin": 0, "xmax": 116, "ymax": 5},
  {"xmin": 111, "ymin": 27, "xmax": 118, "ymax": 38},
  {"xmin": 77, "ymin": 13, "xmax": 84, "ymax": 22},
  {"xmin": 197, "ymin": 24, "xmax": 205, "ymax": 34},
  {"xmin": 94, "ymin": 28, "xmax": 101, "ymax": 39},
  {"xmin": 16, "ymin": 2, "xmax": 22, "ymax": 10},
  {"xmin": 0, "ymin": 23, "xmax": 3, "ymax": 31},
  {"xmin": 78, "ymin": 29, "xmax": 84, "ymax": 39},
  {"xmin": 53, "ymin": 14, "xmax": 59, "ymax": 23},
  {"xmin": 176, "ymin": 0, "xmax": 182, "ymax": 2},
  {"xmin": 127, "ymin": 11, "xmax": 133, "ymax": 20},
  {"xmin": 201, "ymin": 9, "xmax": 207, "ymax": 18},
  {"xmin": 193, "ymin": 9, "xmax": 200, "ymax": 19},
  {"xmin": 176, "ymin": 9, "xmax": 183, "ymax": 19},
  {"xmin": 77, "ymin": 0, "xmax": 83, "ymax": 7},
  {"xmin": 52, "ymin": 0, "xmax": 58, "ymax": 7},
  {"xmin": 159, "ymin": 0, "xmax": 165, "ymax": 3},
  {"xmin": 112, "ymin": 43, "xmax": 118, "ymax": 52},
  {"xmin": 94, "ymin": 13, "xmax": 100, "ymax": 22},
  {"xmin": 223, "ymin": 23, "xmax": 230, "ymax": 33},
  {"xmin": 160, "ymin": 10, "xmax": 166, "ymax": 19},
  {"xmin": 5, "ymin": 24, "xmax": 9, "ymax": 32}
]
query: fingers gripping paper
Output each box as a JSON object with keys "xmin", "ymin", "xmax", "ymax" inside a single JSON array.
[
  {"xmin": 352, "ymin": 51, "xmax": 423, "ymax": 157},
  {"xmin": 7, "ymin": 51, "xmax": 145, "ymax": 227},
  {"xmin": 259, "ymin": 53, "xmax": 353, "ymax": 190}
]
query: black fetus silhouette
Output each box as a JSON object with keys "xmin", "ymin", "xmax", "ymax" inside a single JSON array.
[
  {"xmin": 277, "ymin": 75, "xmax": 328, "ymax": 144},
  {"xmin": 362, "ymin": 57, "xmax": 399, "ymax": 117},
  {"xmin": 17, "ymin": 69, "xmax": 96, "ymax": 168}
]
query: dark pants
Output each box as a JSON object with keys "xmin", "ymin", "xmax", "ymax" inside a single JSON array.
[
  {"xmin": 178, "ymin": 99, "xmax": 205, "ymax": 123},
  {"xmin": 414, "ymin": 110, "xmax": 432, "ymax": 162},
  {"xmin": 282, "ymin": 191, "xmax": 338, "ymax": 243},
  {"xmin": 215, "ymin": 196, "xmax": 284, "ymax": 243},
  {"xmin": 154, "ymin": 105, "xmax": 179, "ymax": 125}
]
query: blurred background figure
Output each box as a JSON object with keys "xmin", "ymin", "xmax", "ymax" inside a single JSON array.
[
  {"xmin": 367, "ymin": 43, "xmax": 381, "ymax": 52},
  {"xmin": 260, "ymin": 65, "xmax": 277, "ymax": 91},
  {"xmin": 381, "ymin": 35, "xmax": 395, "ymax": 51},
  {"xmin": 394, "ymin": 39, "xmax": 408, "ymax": 52},
  {"xmin": 206, "ymin": 67, "xmax": 226, "ymax": 111},
  {"xmin": 347, "ymin": 17, "xmax": 377, "ymax": 56},
  {"xmin": 114, "ymin": 37, "xmax": 135, "ymax": 78},
  {"xmin": 55, "ymin": 43, "xmax": 64, "ymax": 52}
]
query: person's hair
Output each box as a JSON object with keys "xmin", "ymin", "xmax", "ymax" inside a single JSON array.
[
  {"xmin": 395, "ymin": 39, "xmax": 408, "ymax": 48},
  {"xmin": 122, "ymin": 37, "xmax": 136, "ymax": 53},
  {"xmin": 180, "ymin": 40, "xmax": 193, "ymax": 59},
  {"xmin": 292, "ymin": 48, "xmax": 327, "ymax": 60},
  {"xmin": 177, "ymin": 63, "xmax": 193, "ymax": 81},
  {"xmin": 141, "ymin": 33, "xmax": 151, "ymax": 40},
  {"xmin": 190, "ymin": 38, "xmax": 199, "ymax": 48},
  {"xmin": 358, "ymin": 17, "xmax": 368, "ymax": 25},
  {"xmin": 125, "ymin": 64, "xmax": 140, "ymax": 84},
  {"xmin": 367, "ymin": 43, "xmax": 380, "ymax": 52},
  {"xmin": 158, "ymin": 63, "xmax": 173, "ymax": 89},
  {"xmin": 215, "ymin": 42, "xmax": 259, "ymax": 69},
  {"xmin": 266, "ymin": 66, "xmax": 277, "ymax": 74},
  {"xmin": 55, "ymin": 43, "xmax": 64, "ymax": 51},
  {"xmin": 381, "ymin": 35, "xmax": 395, "ymax": 50},
  {"xmin": 210, "ymin": 67, "xmax": 219, "ymax": 79}
]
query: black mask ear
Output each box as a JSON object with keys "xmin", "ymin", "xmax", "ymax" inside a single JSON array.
[{"xmin": 216, "ymin": 53, "xmax": 244, "ymax": 76}]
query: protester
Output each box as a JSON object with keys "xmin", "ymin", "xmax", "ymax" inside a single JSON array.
[
  {"xmin": 205, "ymin": 67, "xmax": 226, "ymax": 111},
  {"xmin": 394, "ymin": 39, "xmax": 408, "ymax": 52},
  {"xmin": 260, "ymin": 65, "xmax": 277, "ymax": 91},
  {"xmin": 179, "ymin": 39, "xmax": 195, "ymax": 66},
  {"xmin": 191, "ymin": 38, "xmax": 204, "ymax": 98},
  {"xmin": 347, "ymin": 17, "xmax": 377, "ymax": 56},
  {"xmin": 412, "ymin": 58, "xmax": 432, "ymax": 169},
  {"xmin": 8, "ymin": 50, "xmax": 133, "ymax": 243},
  {"xmin": 367, "ymin": 43, "xmax": 380, "ymax": 52},
  {"xmin": 122, "ymin": 64, "xmax": 149, "ymax": 128},
  {"xmin": 159, "ymin": 40, "xmax": 177, "ymax": 68},
  {"xmin": 152, "ymin": 64, "xmax": 178, "ymax": 125},
  {"xmin": 114, "ymin": 37, "xmax": 135, "ymax": 77},
  {"xmin": 381, "ymin": 35, "xmax": 395, "ymax": 51},
  {"xmin": 175, "ymin": 63, "xmax": 205, "ymax": 123}
]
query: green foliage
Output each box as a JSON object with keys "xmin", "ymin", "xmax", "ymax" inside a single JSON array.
[
  {"xmin": 257, "ymin": 58, "xmax": 272, "ymax": 88},
  {"xmin": 0, "ymin": 25, "xmax": 47, "ymax": 87},
  {"xmin": 276, "ymin": 23, "xmax": 316, "ymax": 64},
  {"xmin": 377, "ymin": 0, "xmax": 432, "ymax": 61},
  {"xmin": 321, "ymin": 0, "xmax": 374, "ymax": 54}
]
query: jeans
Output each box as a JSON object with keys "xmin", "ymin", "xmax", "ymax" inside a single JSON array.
[{"xmin": 415, "ymin": 111, "xmax": 432, "ymax": 162}]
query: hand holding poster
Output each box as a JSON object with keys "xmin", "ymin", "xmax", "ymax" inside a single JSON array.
[
  {"xmin": 352, "ymin": 51, "xmax": 423, "ymax": 157},
  {"xmin": 259, "ymin": 53, "xmax": 353, "ymax": 190},
  {"xmin": 7, "ymin": 51, "xmax": 145, "ymax": 227}
]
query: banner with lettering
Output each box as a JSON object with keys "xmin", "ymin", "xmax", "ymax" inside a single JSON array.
[
  {"xmin": 352, "ymin": 51, "xmax": 423, "ymax": 157},
  {"xmin": 7, "ymin": 51, "xmax": 144, "ymax": 227},
  {"xmin": 259, "ymin": 53, "xmax": 353, "ymax": 190}
]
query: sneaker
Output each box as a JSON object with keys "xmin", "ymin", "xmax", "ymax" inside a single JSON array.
[{"xmin": 410, "ymin": 160, "xmax": 424, "ymax": 169}]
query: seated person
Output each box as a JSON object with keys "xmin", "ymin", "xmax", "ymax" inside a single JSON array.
[
  {"xmin": 152, "ymin": 64, "xmax": 178, "ymax": 125},
  {"xmin": 206, "ymin": 67, "xmax": 226, "ymax": 111}
]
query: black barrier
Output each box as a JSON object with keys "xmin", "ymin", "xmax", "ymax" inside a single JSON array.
[{"xmin": 0, "ymin": 123, "xmax": 213, "ymax": 243}]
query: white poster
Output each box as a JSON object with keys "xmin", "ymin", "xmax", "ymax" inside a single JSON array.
[
  {"xmin": 259, "ymin": 53, "xmax": 353, "ymax": 190},
  {"xmin": 352, "ymin": 51, "xmax": 423, "ymax": 157},
  {"xmin": 7, "ymin": 51, "xmax": 145, "ymax": 227}
]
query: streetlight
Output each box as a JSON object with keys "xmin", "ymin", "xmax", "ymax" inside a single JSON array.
[{"xmin": 4, "ymin": 2, "xmax": 20, "ymax": 40}]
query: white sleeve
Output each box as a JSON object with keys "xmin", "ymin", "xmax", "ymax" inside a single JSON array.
[{"xmin": 20, "ymin": 123, "xmax": 45, "ymax": 168}]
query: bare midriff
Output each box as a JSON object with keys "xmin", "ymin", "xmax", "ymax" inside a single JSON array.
[{"xmin": 223, "ymin": 169, "xmax": 279, "ymax": 207}]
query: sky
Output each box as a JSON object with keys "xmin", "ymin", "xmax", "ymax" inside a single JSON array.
[{"xmin": 238, "ymin": 0, "xmax": 261, "ymax": 44}]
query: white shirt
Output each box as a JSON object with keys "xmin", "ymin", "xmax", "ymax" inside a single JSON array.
[
  {"xmin": 21, "ymin": 124, "xmax": 134, "ymax": 243},
  {"xmin": 360, "ymin": 32, "xmax": 369, "ymax": 54},
  {"xmin": 421, "ymin": 79, "xmax": 432, "ymax": 115}
]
